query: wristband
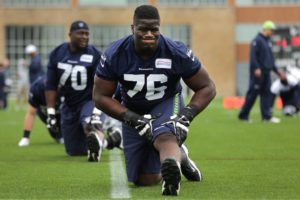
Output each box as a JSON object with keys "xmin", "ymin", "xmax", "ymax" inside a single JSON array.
[
  {"xmin": 180, "ymin": 105, "xmax": 198, "ymax": 122},
  {"xmin": 92, "ymin": 107, "xmax": 102, "ymax": 115},
  {"xmin": 121, "ymin": 110, "xmax": 141, "ymax": 127},
  {"xmin": 47, "ymin": 107, "xmax": 56, "ymax": 115}
]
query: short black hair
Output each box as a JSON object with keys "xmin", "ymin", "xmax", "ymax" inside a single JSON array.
[{"xmin": 133, "ymin": 5, "xmax": 160, "ymax": 24}]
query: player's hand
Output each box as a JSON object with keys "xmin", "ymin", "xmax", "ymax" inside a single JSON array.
[
  {"xmin": 134, "ymin": 114, "xmax": 155, "ymax": 144},
  {"xmin": 164, "ymin": 114, "xmax": 190, "ymax": 146},
  {"xmin": 89, "ymin": 113, "xmax": 103, "ymax": 131},
  {"xmin": 163, "ymin": 105, "xmax": 198, "ymax": 146},
  {"xmin": 46, "ymin": 114, "xmax": 59, "ymax": 133},
  {"xmin": 85, "ymin": 108, "xmax": 103, "ymax": 133},
  {"xmin": 254, "ymin": 68, "xmax": 261, "ymax": 77},
  {"xmin": 46, "ymin": 108, "xmax": 59, "ymax": 133}
]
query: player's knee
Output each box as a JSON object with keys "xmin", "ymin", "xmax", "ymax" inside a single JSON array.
[
  {"xmin": 154, "ymin": 133, "xmax": 177, "ymax": 149},
  {"xmin": 134, "ymin": 173, "xmax": 161, "ymax": 186}
]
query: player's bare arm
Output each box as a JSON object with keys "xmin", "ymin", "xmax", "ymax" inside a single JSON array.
[
  {"xmin": 45, "ymin": 90, "xmax": 57, "ymax": 108},
  {"xmin": 183, "ymin": 66, "xmax": 216, "ymax": 114},
  {"xmin": 93, "ymin": 76, "xmax": 127, "ymax": 120}
]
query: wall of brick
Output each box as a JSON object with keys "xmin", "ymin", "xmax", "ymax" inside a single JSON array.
[{"xmin": 0, "ymin": 5, "xmax": 235, "ymax": 96}]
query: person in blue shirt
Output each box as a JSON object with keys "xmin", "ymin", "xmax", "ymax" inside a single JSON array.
[
  {"xmin": 93, "ymin": 5, "xmax": 216, "ymax": 196},
  {"xmin": 25, "ymin": 44, "xmax": 45, "ymax": 85},
  {"xmin": 239, "ymin": 20, "xmax": 286, "ymax": 123},
  {"xmin": 45, "ymin": 20, "xmax": 122, "ymax": 160},
  {"xmin": 18, "ymin": 76, "xmax": 63, "ymax": 147}
]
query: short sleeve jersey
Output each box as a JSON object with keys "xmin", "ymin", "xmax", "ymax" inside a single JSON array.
[
  {"xmin": 46, "ymin": 43, "xmax": 101, "ymax": 107},
  {"xmin": 96, "ymin": 35, "xmax": 201, "ymax": 113},
  {"xmin": 28, "ymin": 76, "xmax": 50, "ymax": 116}
]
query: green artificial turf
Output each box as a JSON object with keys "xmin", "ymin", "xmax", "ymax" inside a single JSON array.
[{"xmin": 0, "ymin": 98, "xmax": 299, "ymax": 199}]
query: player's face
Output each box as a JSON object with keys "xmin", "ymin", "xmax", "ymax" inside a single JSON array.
[
  {"xmin": 69, "ymin": 29, "xmax": 89, "ymax": 50},
  {"xmin": 132, "ymin": 19, "xmax": 160, "ymax": 55}
]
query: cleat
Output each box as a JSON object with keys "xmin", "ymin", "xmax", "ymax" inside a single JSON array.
[
  {"xmin": 181, "ymin": 144, "xmax": 202, "ymax": 181},
  {"xmin": 262, "ymin": 117, "xmax": 281, "ymax": 123},
  {"xmin": 106, "ymin": 127, "xmax": 123, "ymax": 149},
  {"xmin": 55, "ymin": 137, "xmax": 64, "ymax": 144},
  {"xmin": 86, "ymin": 132, "xmax": 102, "ymax": 162},
  {"xmin": 238, "ymin": 117, "xmax": 252, "ymax": 123},
  {"xmin": 18, "ymin": 137, "xmax": 30, "ymax": 147},
  {"xmin": 161, "ymin": 158, "xmax": 181, "ymax": 196}
]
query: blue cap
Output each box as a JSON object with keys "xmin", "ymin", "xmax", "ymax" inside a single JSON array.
[{"xmin": 70, "ymin": 20, "xmax": 89, "ymax": 32}]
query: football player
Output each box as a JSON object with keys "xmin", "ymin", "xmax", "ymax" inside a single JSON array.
[
  {"xmin": 93, "ymin": 5, "xmax": 216, "ymax": 196},
  {"xmin": 18, "ymin": 75, "xmax": 63, "ymax": 147},
  {"xmin": 45, "ymin": 20, "xmax": 121, "ymax": 161}
]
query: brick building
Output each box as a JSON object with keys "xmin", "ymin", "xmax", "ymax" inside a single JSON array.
[{"xmin": 0, "ymin": 0, "xmax": 300, "ymax": 96}]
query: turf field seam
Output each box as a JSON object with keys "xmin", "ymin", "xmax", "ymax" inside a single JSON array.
[{"xmin": 109, "ymin": 149, "xmax": 131, "ymax": 199}]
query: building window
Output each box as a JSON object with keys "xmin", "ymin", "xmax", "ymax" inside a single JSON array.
[
  {"xmin": 237, "ymin": 0, "xmax": 300, "ymax": 5},
  {"xmin": 78, "ymin": 0, "xmax": 225, "ymax": 6},
  {"xmin": 79, "ymin": 0, "xmax": 148, "ymax": 6},
  {"xmin": 89, "ymin": 24, "xmax": 191, "ymax": 51},
  {"xmin": 2, "ymin": 0, "xmax": 70, "ymax": 8},
  {"xmin": 5, "ymin": 25, "xmax": 64, "ymax": 74},
  {"xmin": 157, "ymin": 0, "xmax": 226, "ymax": 6}
]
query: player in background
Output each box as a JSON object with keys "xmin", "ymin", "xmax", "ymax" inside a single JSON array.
[
  {"xmin": 238, "ymin": 20, "xmax": 286, "ymax": 123},
  {"xmin": 271, "ymin": 65, "xmax": 300, "ymax": 116},
  {"xmin": 93, "ymin": 5, "xmax": 216, "ymax": 196},
  {"xmin": 15, "ymin": 58, "xmax": 29, "ymax": 110},
  {"xmin": 45, "ymin": 20, "xmax": 121, "ymax": 161},
  {"xmin": 25, "ymin": 44, "xmax": 45, "ymax": 85},
  {"xmin": 0, "ymin": 59, "xmax": 10, "ymax": 110},
  {"xmin": 18, "ymin": 76, "xmax": 63, "ymax": 147}
]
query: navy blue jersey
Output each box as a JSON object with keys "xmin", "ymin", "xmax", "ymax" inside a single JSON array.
[
  {"xmin": 96, "ymin": 35, "xmax": 201, "ymax": 113},
  {"xmin": 46, "ymin": 43, "xmax": 101, "ymax": 107},
  {"xmin": 29, "ymin": 55, "xmax": 44, "ymax": 84},
  {"xmin": 29, "ymin": 76, "xmax": 61, "ymax": 119}
]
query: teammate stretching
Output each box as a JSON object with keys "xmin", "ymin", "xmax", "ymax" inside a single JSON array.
[
  {"xmin": 46, "ymin": 20, "xmax": 121, "ymax": 161},
  {"xmin": 93, "ymin": 5, "xmax": 216, "ymax": 195}
]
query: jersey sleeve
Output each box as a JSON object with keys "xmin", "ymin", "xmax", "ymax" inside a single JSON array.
[
  {"xmin": 174, "ymin": 42, "xmax": 201, "ymax": 78},
  {"xmin": 28, "ymin": 85, "xmax": 39, "ymax": 108},
  {"xmin": 46, "ymin": 50, "xmax": 59, "ymax": 91},
  {"xmin": 95, "ymin": 53, "xmax": 117, "ymax": 81},
  {"xmin": 250, "ymin": 38, "xmax": 261, "ymax": 70},
  {"xmin": 90, "ymin": 46, "xmax": 102, "ymax": 76}
]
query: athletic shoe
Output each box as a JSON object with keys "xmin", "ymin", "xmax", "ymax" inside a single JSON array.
[
  {"xmin": 262, "ymin": 117, "xmax": 281, "ymax": 123},
  {"xmin": 18, "ymin": 137, "xmax": 29, "ymax": 147},
  {"xmin": 181, "ymin": 144, "xmax": 202, "ymax": 181},
  {"xmin": 238, "ymin": 116, "xmax": 252, "ymax": 123},
  {"xmin": 106, "ymin": 127, "xmax": 123, "ymax": 149},
  {"xmin": 161, "ymin": 158, "xmax": 181, "ymax": 196},
  {"xmin": 55, "ymin": 137, "xmax": 64, "ymax": 144},
  {"xmin": 86, "ymin": 132, "xmax": 102, "ymax": 162}
]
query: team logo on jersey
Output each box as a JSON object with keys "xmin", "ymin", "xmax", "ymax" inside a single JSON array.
[
  {"xmin": 80, "ymin": 54, "xmax": 93, "ymax": 63},
  {"xmin": 186, "ymin": 49, "xmax": 195, "ymax": 61},
  {"xmin": 100, "ymin": 54, "xmax": 106, "ymax": 68},
  {"xmin": 155, "ymin": 58, "xmax": 172, "ymax": 69}
]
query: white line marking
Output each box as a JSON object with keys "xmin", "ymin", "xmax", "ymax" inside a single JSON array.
[{"xmin": 109, "ymin": 149, "xmax": 131, "ymax": 199}]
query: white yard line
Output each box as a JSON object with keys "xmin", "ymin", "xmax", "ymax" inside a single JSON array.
[{"xmin": 109, "ymin": 149, "xmax": 131, "ymax": 199}]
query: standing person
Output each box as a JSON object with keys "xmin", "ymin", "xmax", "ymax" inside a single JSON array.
[
  {"xmin": 18, "ymin": 76, "xmax": 64, "ymax": 147},
  {"xmin": 15, "ymin": 58, "xmax": 29, "ymax": 110},
  {"xmin": 45, "ymin": 20, "xmax": 121, "ymax": 161},
  {"xmin": 93, "ymin": 5, "xmax": 216, "ymax": 196},
  {"xmin": 238, "ymin": 20, "xmax": 286, "ymax": 123},
  {"xmin": 25, "ymin": 44, "xmax": 45, "ymax": 85}
]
